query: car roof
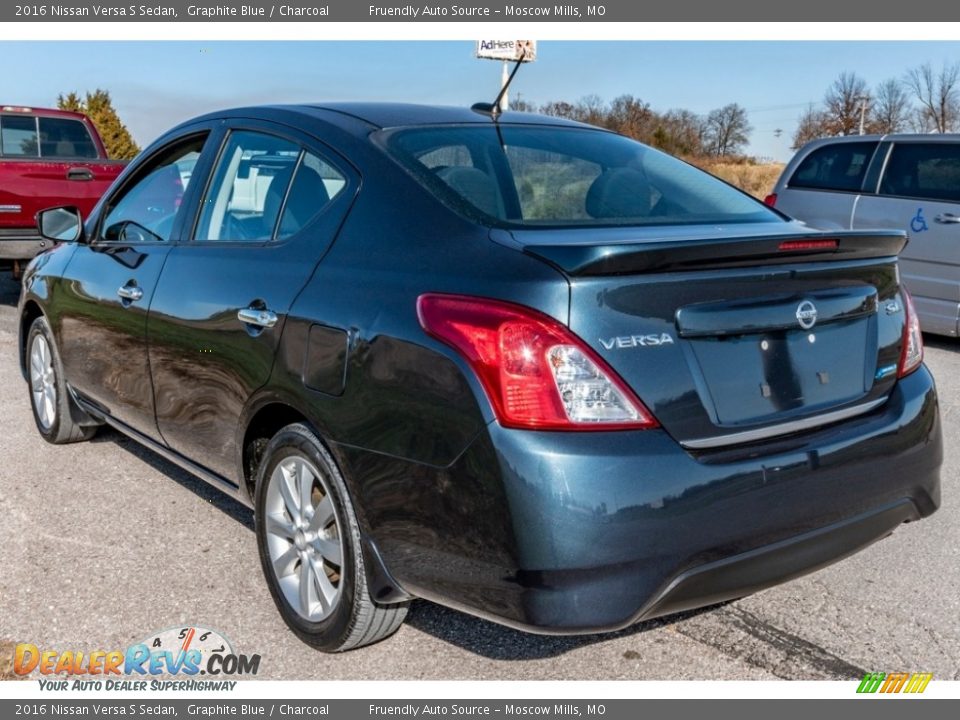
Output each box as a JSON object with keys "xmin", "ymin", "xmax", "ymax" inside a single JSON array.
[
  {"xmin": 800, "ymin": 132, "xmax": 960, "ymax": 149},
  {"xmin": 190, "ymin": 102, "xmax": 595, "ymax": 135}
]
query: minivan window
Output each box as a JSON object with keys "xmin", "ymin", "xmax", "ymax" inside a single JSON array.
[
  {"xmin": 788, "ymin": 142, "xmax": 878, "ymax": 193},
  {"xmin": 879, "ymin": 142, "xmax": 960, "ymax": 202},
  {"xmin": 383, "ymin": 125, "xmax": 779, "ymax": 228}
]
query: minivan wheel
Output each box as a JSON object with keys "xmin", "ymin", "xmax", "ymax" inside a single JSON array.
[
  {"xmin": 26, "ymin": 317, "xmax": 98, "ymax": 444},
  {"xmin": 254, "ymin": 423, "xmax": 408, "ymax": 651}
]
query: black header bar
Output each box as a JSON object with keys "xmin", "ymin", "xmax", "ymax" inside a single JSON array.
[{"xmin": 4, "ymin": 1, "xmax": 957, "ymax": 22}]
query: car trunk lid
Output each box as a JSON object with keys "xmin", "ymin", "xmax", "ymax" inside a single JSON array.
[{"xmin": 498, "ymin": 223, "xmax": 908, "ymax": 449}]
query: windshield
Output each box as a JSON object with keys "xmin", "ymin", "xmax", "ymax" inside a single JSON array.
[{"xmin": 382, "ymin": 124, "xmax": 781, "ymax": 229}]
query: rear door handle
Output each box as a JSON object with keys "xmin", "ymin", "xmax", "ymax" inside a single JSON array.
[
  {"xmin": 117, "ymin": 283, "xmax": 143, "ymax": 302},
  {"xmin": 934, "ymin": 213, "xmax": 960, "ymax": 224},
  {"xmin": 237, "ymin": 307, "xmax": 278, "ymax": 329},
  {"xmin": 66, "ymin": 167, "xmax": 94, "ymax": 181}
]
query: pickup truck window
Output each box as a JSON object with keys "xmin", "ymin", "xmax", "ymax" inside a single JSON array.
[
  {"xmin": 0, "ymin": 114, "xmax": 98, "ymax": 159},
  {"xmin": 38, "ymin": 117, "xmax": 98, "ymax": 159},
  {"xmin": 1, "ymin": 115, "xmax": 37, "ymax": 156}
]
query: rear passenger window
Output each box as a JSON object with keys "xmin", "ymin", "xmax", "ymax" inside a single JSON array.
[
  {"xmin": 38, "ymin": 117, "xmax": 98, "ymax": 159},
  {"xmin": 276, "ymin": 151, "xmax": 346, "ymax": 240},
  {"xmin": 879, "ymin": 143, "xmax": 960, "ymax": 202},
  {"xmin": 788, "ymin": 142, "xmax": 878, "ymax": 192},
  {"xmin": 196, "ymin": 131, "xmax": 345, "ymax": 242}
]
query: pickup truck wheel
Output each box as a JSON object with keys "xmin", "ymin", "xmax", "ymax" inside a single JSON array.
[
  {"xmin": 255, "ymin": 423, "xmax": 408, "ymax": 652},
  {"xmin": 26, "ymin": 317, "xmax": 97, "ymax": 444}
]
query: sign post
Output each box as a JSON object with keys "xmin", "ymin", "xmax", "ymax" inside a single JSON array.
[{"xmin": 475, "ymin": 40, "xmax": 537, "ymax": 112}]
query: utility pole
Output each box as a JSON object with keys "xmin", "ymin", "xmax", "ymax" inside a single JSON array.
[
  {"xmin": 858, "ymin": 96, "xmax": 869, "ymax": 135},
  {"xmin": 501, "ymin": 61, "xmax": 510, "ymax": 111}
]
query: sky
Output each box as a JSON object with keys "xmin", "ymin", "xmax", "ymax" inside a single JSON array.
[{"xmin": 3, "ymin": 40, "xmax": 960, "ymax": 162}]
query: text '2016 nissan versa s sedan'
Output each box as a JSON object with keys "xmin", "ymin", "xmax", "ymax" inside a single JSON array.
[{"xmin": 19, "ymin": 104, "xmax": 942, "ymax": 652}]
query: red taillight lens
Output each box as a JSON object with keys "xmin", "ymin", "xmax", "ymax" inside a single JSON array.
[
  {"xmin": 898, "ymin": 289, "xmax": 924, "ymax": 378},
  {"xmin": 778, "ymin": 239, "xmax": 839, "ymax": 252},
  {"xmin": 763, "ymin": 193, "xmax": 778, "ymax": 207},
  {"xmin": 417, "ymin": 294, "xmax": 657, "ymax": 431}
]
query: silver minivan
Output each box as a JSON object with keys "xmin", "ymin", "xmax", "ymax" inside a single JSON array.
[{"xmin": 768, "ymin": 135, "xmax": 960, "ymax": 337}]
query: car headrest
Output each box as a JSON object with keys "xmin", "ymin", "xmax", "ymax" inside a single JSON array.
[
  {"xmin": 277, "ymin": 165, "xmax": 330, "ymax": 237},
  {"xmin": 436, "ymin": 166, "xmax": 499, "ymax": 218},
  {"xmin": 585, "ymin": 167, "xmax": 652, "ymax": 219}
]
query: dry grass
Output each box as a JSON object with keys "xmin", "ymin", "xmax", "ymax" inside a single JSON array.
[{"xmin": 689, "ymin": 159, "xmax": 785, "ymax": 200}]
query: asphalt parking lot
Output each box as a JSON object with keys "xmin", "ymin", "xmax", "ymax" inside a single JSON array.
[{"xmin": 0, "ymin": 272, "xmax": 957, "ymax": 682}]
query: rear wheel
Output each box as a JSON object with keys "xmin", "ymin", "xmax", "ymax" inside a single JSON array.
[
  {"xmin": 254, "ymin": 423, "xmax": 407, "ymax": 651},
  {"xmin": 26, "ymin": 316, "xmax": 98, "ymax": 444}
]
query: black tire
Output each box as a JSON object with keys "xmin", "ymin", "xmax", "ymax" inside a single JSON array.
[
  {"xmin": 254, "ymin": 423, "xmax": 408, "ymax": 652},
  {"xmin": 25, "ymin": 316, "xmax": 98, "ymax": 444}
]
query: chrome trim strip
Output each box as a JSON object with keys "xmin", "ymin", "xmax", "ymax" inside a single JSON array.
[
  {"xmin": 681, "ymin": 398, "xmax": 886, "ymax": 450},
  {"xmin": 0, "ymin": 204, "xmax": 22, "ymax": 213}
]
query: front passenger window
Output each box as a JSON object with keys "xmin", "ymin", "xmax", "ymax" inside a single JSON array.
[{"xmin": 101, "ymin": 135, "xmax": 205, "ymax": 243}]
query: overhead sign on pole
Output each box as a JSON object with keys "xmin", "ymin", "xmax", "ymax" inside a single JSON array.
[{"xmin": 476, "ymin": 40, "xmax": 537, "ymax": 62}]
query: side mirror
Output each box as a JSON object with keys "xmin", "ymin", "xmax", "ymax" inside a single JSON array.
[{"xmin": 37, "ymin": 206, "xmax": 85, "ymax": 243}]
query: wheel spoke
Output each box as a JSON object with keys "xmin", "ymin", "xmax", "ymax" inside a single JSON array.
[
  {"xmin": 311, "ymin": 536, "xmax": 342, "ymax": 566},
  {"xmin": 266, "ymin": 513, "xmax": 295, "ymax": 541},
  {"xmin": 298, "ymin": 463, "xmax": 315, "ymax": 522},
  {"xmin": 307, "ymin": 495, "xmax": 334, "ymax": 533},
  {"xmin": 277, "ymin": 462, "xmax": 300, "ymax": 519},
  {"xmin": 310, "ymin": 557, "xmax": 336, "ymax": 610},
  {"xmin": 271, "ymin": 545, "xmax": 298, "ymax": 577},
  {"xmin": 298, "ymin": 558, "xmax": 312, "ymax": 614}
]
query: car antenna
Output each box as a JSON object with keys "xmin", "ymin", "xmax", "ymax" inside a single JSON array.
[{"xmin": 472, "ymin": 49, "xmax": 527, "ymax": 120}]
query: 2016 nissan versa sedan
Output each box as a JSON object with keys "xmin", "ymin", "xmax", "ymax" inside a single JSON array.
[{"xmin": 19, "ymin": 104, "xmax": 942, "ymax": 652}]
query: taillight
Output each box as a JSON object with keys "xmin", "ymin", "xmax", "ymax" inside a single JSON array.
[
  {"xmin": 778, "ymin": 239, "xmax": 838, "ymax": 252},
  {"xmin": 417, "ymin": 294, "xmax": 657, "ymax": 431},
  {"xmin": 763, "ymin": 193, "xmax": 777, "ymax": 207},
  {"xmin": 898, "ymin": 289, "xmax": 923, "ymax": 378}
]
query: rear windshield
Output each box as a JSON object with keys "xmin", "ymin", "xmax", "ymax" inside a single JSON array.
[
  {"xmin": 0, "ymin": 115, "xmax": 98, "ymax": 159},
  {"xmin": 381, "ymin": 124, "xmax": 779, "ymax": 228}
]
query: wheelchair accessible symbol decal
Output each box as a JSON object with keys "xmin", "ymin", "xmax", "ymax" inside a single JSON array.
[{"xmin": 911, "ymin": 207, "xmax": 929, "ymax": 233}]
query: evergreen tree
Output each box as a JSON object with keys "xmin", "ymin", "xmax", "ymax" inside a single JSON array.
[{"xmin": 56, "ymin": 89, "xmax": 140, "ymax": 160}]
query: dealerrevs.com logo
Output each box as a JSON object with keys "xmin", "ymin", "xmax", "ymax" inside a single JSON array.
[{"xmin": 13, "ymin": 626, "xmax": 260, "ymax": 691}]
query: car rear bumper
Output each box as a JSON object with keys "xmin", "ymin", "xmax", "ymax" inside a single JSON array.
[{"xmin": 347, "ymin": 365, "xmax": 941, "ymax": 634}]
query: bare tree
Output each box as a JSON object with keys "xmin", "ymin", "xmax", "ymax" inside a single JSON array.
[
  {"xmin": 704, "ymin": 103, "xmax": 751, "ymax": 156},
  {"xmin": 824, "ymin": 72, "xmax": 871, "ymax": 136},
  {"xmin": 904, "ymin": 61, "xmax": 960, "ymax": 133},
  {"xmin": 792, "ymin": 104, "xmax": 829, "ymax": 149},
  {"xmin": 873, "ymin": 78, "xmax": 912, "ymax": 133},
  {"xmin": 607, "ymin": 95, "xmax": 655, "ymax": 141},
  {"xmin": 660, "ymin": 109, "xmax": 709, "ymax": 156}
]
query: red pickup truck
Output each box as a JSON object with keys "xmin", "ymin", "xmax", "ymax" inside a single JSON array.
[{"xmin": 1, "ymin": 105, "xmax": 127, "ymax": 278}]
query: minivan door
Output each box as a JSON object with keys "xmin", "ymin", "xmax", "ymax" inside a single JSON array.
[
  {"xmin": 147, "ymin": 123, "xmax": 356, "ymax": 481},
  {"xmin": 853, "ymin": 140, "xmax": 960, "ymax": 336}
]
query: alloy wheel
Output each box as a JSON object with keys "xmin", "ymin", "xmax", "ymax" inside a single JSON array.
[
  {"xmin": 30, "ymin": 334, "xmax": 57, "ymax": 430},
  {"xmin": 264, "ymin": 456, "xmax": 343, "ymax": 621}
]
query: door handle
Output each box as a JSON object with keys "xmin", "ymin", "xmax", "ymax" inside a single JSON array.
[
  {"xmin": 237, "ymin": 307, "xmax": 278, "ymax": 329},
  {"xmin": 934, "ymin": 213, "xmax": 960, "ymax": 224},
  {"xmin": 117, "ymin": 283, "xmax": 143, "ymax": 302},
  {"xmin": 66, "ymin": 167, "xmax": 94, "ymax": 181}
]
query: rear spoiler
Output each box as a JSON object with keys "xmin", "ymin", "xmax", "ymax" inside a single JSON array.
[{"xmin": 521, "ymin": 231, "xmax": 908, "ymax": 277}]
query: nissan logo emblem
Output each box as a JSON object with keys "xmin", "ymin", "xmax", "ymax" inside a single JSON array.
[{"xmin": 796, "ymin": 300, "xmax": 818, "ymax": 330}]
